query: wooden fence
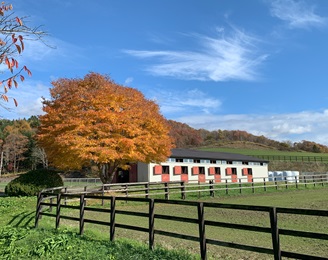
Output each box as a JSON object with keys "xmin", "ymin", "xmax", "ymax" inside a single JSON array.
[
  {"xmin": 251, "ymin": 155, "xmax": 328, "ymax": 163},
  {"xmin": 55, "ymin": 174, "xmax": 328, "ymax": 203},
  {"xmin": 35, "ymin": 192, "xmax": 328, "ymax": 260}
]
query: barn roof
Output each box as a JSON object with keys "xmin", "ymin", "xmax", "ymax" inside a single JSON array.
[{"xmin": 170, "ymin": 148, "xmax": 269, "ymax": 163}]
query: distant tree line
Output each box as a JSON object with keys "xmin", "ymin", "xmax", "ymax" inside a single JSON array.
[
  {"xmin": 0, "ymin": 117, "xmax": 327, "ymax": 175},
  {"xmin": 167, "ymin": 120, "xmax": 328, "ymax": 153},
  {"xmin": 0, "ymin": 116, "xmax": 47, "ymax": 175}
]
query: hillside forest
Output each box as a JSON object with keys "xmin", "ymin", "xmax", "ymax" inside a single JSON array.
[{"xmin": 0, "ymin": 117, "xmax": 327, "ymax": 174}]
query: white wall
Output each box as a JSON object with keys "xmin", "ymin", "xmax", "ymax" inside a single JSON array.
[{"xmin": 141, "ymin": 161, "xmax": 268, "ymax": 183}]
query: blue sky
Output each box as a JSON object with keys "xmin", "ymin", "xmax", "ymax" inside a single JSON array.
[{"xmin": 3, "ymin": 0, "xmax": 328, "ymax": 145}]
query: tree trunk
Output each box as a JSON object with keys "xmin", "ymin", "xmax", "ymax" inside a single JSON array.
[
  {"xmin": 0, "ymin": 151, "xmax": 3, "ymax": 177},
  {"xmin": 98, "ymin": 163, "xmax": 118, "ymax": 184}
]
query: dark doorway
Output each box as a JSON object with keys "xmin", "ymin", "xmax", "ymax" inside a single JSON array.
[{"xmin": 117, "ymin": 168, "xmax": 129, "ymax": 183}]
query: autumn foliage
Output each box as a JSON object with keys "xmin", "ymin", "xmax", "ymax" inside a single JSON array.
[
  {"xmin": 0, "ymin": 2, "xmax": 44, "ymax": 107},
  {"xmin": 167, "ymin": 120, "xmax": 203, "ymax": 147},
  {"xmin": 37, "ymin": 73, "xmax": 173, "ymax": 183}
]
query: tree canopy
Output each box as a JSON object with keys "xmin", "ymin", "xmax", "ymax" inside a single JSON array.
[{"xmin": 37, "ymin": 73, "xmax": 174, "ymax": 183}]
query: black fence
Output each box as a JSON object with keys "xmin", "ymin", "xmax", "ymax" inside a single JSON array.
[
  {"xmin": 35, "ymin": 191, "xmax": 328, "ymax": 260},
  {"xmin": 251, "ymin": 155, "xmax": 328, "ymax": 163}
]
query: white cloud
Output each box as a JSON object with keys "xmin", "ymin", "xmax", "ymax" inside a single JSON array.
[
  {"xmin": 270, "ymin": 0, "xmax": 327, "ymax": 29},
  {"xmin": 0, "ymin": 80, "xmax": 50, "ymax": 119},
  {"xmin": 149, "ymin": 88, "xmax": 222, "ymax": 116},
  {"xmin": 124, "ymin": 77, "xmax": 134, "ymax": 85},
  {"xmin": 173, "ymin": 109, "xmax": 328, "ymax": 145},
  {"xmin": 124, "ymin": 27, "xmax": 268, "ymax": 82}
]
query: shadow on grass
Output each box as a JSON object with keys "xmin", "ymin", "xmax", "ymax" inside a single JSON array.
[{"xmin": 9, "ymin": 211, "xmax": 35, "ymax": 228}]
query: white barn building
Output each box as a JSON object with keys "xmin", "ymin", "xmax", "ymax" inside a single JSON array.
[{"xmin": 115, "ymin": 149, "xmax": 269, "ymax": 184}]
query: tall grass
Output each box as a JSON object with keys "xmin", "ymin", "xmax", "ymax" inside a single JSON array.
[{"xmin": 0, "ymin": 196, "xmax": 197, "ymax": 259}]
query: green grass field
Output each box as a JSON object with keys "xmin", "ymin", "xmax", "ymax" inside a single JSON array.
[
  {"xmin": 67, "ymin": 188, "xmax": 328, "ymax": 260},
  {"xmin": 2, "ymin": 187, "xmax": 326, "ymax": 260}
]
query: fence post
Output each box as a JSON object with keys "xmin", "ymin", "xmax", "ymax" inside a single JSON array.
[
  {"xmin": 239, "ymin": 179, "xmax": 242, "ymax": 194},
  {"xmin": 313, "ymin": 175, "xmax": 316, "ymax": 187},
  {"xmin": 304, "ymin": 175, "xmax": 307, "ymax": 188},
  {"xmin": 197, "ymin": 202, "xmax": 207, "ymax": 260},
  {"xmin": 149, "ymin": 199, "xmax": 155, "ymax": 250},
  {"xmin": 64, "ymin": 187, "xmax": 67, "ymax": 205},
  {"xmin": 252, "ymin": 178, "xmax": 254, "ymax": 193},
  {"xmin": 285, "ymin": 177, "xmax": 288, "ymax": 189},
  {"xmin": 49, "ymin": 190, "xmax": 54, "ymax": 213},
  {"xmin": 263, "ymin": 178, "xmax": 266, "ymax": 192},
  {"xmin": 56, "ymin": 193, "xmax": 61, "ymax": 229},
  {"xmin": 295, "ymin": 176, "xmax": 298, "ymax": 189},
  {"xmin": 164, "ymin": 182, "xmax": 169, "ymax": 200},
  {"xmin": 274, "ymin": 177, "xmax": 278, "ymax": 190},
  {"xmin": 102, "ymin": 185, "xmax": 105, "ymax": 206},
  {"xmin": 125, "ymin": 184, "xmax": 128, "ymax": 197},
  {"xmin": 269, "ymin": 207, "xmax": 281, "ymax": 260},
  {"xmin": 225, "ymin": 179, "xmax": 228, "ymax": 195},
  {"xmin": 110, "ymin": 197, "xmax": 116, "ymax": 241},
  {"xmin": 79, "ymin": 194, "xmax": 85, "ymax": 235},
  {"xmin": 181, "ymin": 181, "xmax": 186, "ymax": 200},
  {"xmin": 209, "ymin": 180, "xmax": 214, "ymax": 197},
  {"xmin": 35, "ymin": 192, "xmax": 43, "ymax": 228},
  {"xmin": 145, "ymin": 183, "xmax": 149, "ymax": 199}
]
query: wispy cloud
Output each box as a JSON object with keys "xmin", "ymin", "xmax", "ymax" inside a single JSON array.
[
  {"xmin": 1, "ymin": 80, "xmax": 50, "ymax": 119},
  {"xmin": 148, "ymin": 88, "xmax": 222, "ymax": 116},
  {"xmin": 124, "ymin": 77, "xmax": 134, "ymax": 85},
  {"xmin": 269, "ymin": 0, "xmax": 327, "ymax": 29},
  {"xmin": 124, "ymin": 27, "xmax": 268, "ymax": 82},
  {"xmin": 175, "ymin": 110, "xmax": 328, "ymax": 145}
]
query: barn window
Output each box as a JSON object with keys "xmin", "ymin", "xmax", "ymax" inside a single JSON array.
[
  {"xmin": 162, "ymin": 165, "xmax": 170, "ymax": 174},
  {"xmin": 233, "ymin": 161, "xmax": 242, "ymax": 165},
  {"xmin": 182, "ymin": 166, "xmax": 188, "ymax": 174},
  {"xmin": 200, "ymin": 159, "xmax": 210, "ymax": 164}
]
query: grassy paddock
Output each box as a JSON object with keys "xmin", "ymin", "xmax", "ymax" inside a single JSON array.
[
  {"xmin": 58, "ymin": 179, "xmax": 327, "ymax": 201},
  {"xmin": 1, "ymin": 186, "xmax": 327, "ymax": 259},
  {"xmin": 0, "ymin": 197, "xmax": 196, "ymax": 259},
  {"xmin": 36, "ymin": 188, "xmax": 328, "ymax": 260}
]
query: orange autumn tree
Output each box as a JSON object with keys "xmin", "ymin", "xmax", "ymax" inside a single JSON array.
[{"xmin": 37, "ymin": 73, "xmax": 173, "ymax": 184}]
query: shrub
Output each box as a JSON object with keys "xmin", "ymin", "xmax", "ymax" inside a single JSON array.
[{"xmin": 5, "ymin": 169, "xmax": 63, "ymax": 196}]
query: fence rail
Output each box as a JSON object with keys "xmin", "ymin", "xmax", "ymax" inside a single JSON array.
[
  {"xmin": 35, "ymin": 192, "xmax": 328, "ymax": 260},
  {"xmin": 251, "ymin": 154, "xmax": 328, "ymax": 163},
  {"xmin": 56, "ymin": 174, "xmax": 328, "ymax": 204}
]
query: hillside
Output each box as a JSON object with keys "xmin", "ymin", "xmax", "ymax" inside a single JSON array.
[
  {"xmin": 199, "ymin": 140, "xmax": 277, "ymax": 150},
  {"xmin": 167, "ymin": 120, "xmax": 328, "ymax": 153},
  {"xmin": 168, "ymin": 120, "xmax": 328, "ymax": 172}
]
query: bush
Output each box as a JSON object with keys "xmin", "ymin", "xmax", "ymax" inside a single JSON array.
[{"xmin": 5, "ymin": 169, "xmax": 63, "ymax": 196}]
